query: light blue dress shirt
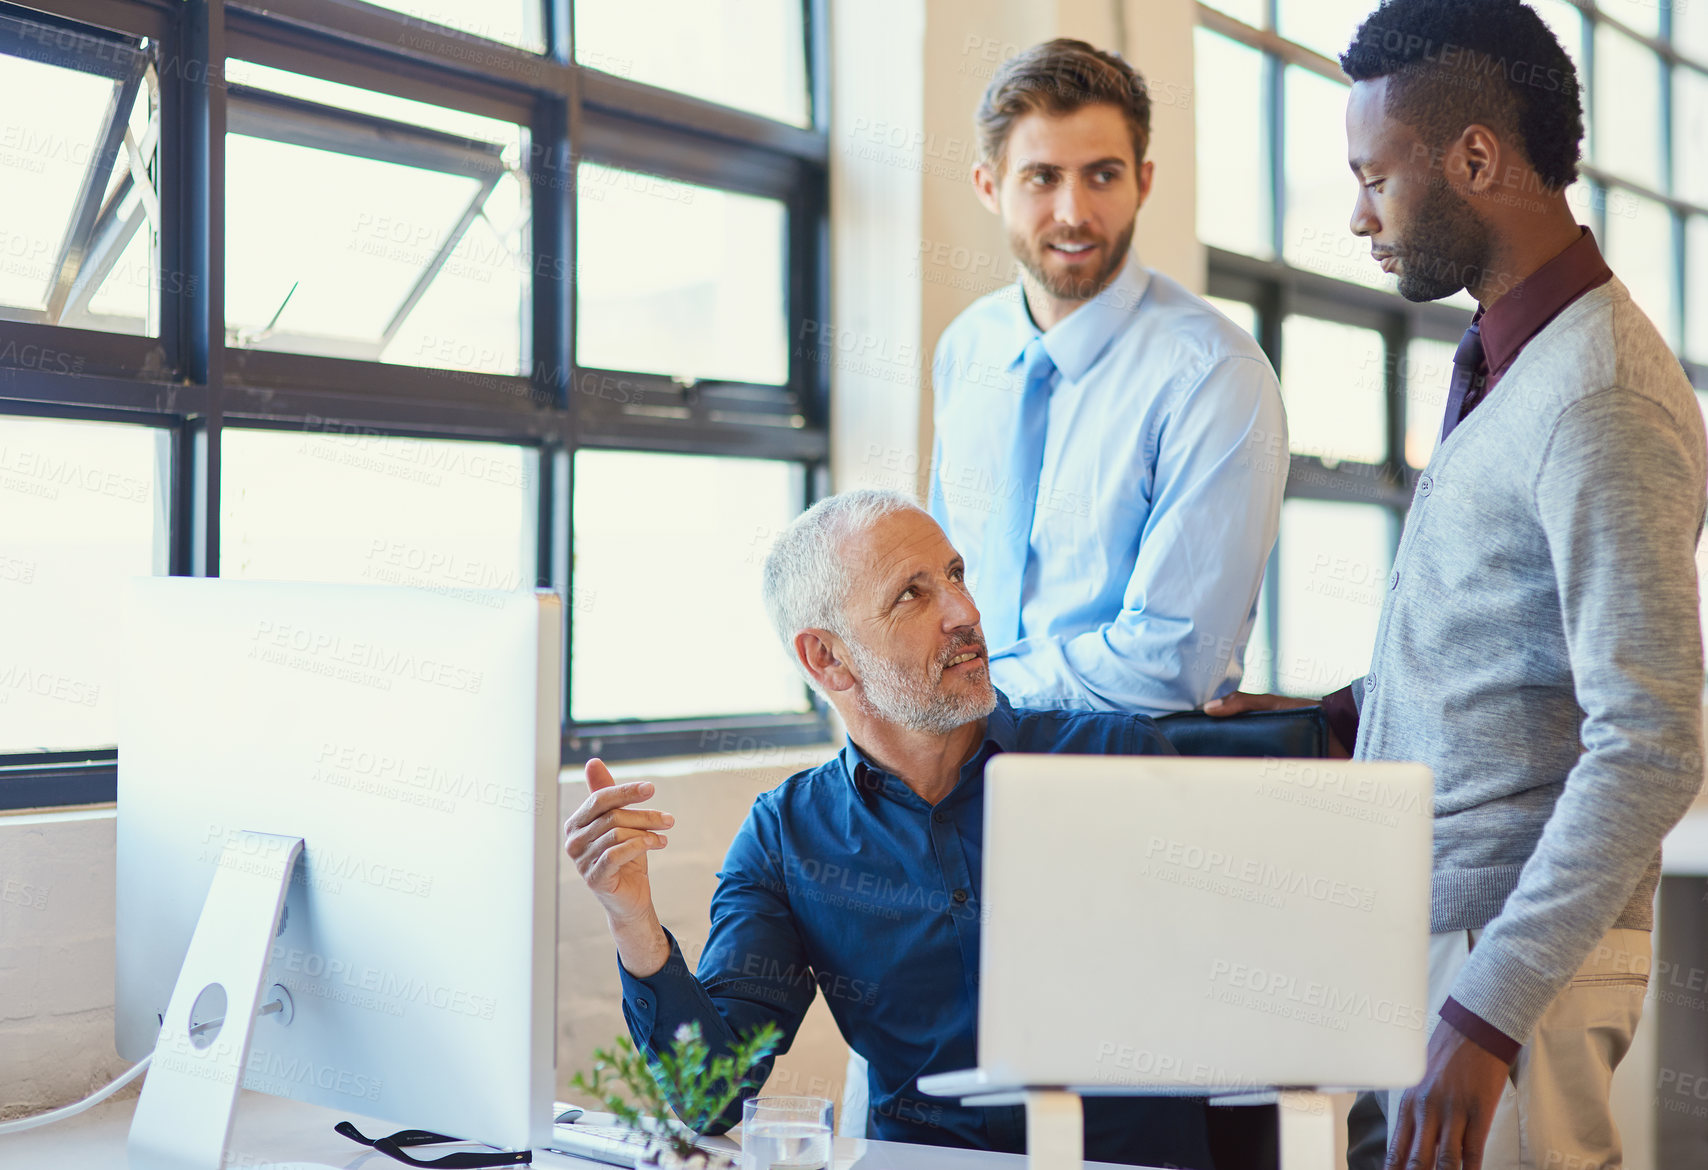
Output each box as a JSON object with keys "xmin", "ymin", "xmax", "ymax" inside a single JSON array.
[{"xmin": 929, "ymin": 252, "xmax": 1287, "ymax": 715}]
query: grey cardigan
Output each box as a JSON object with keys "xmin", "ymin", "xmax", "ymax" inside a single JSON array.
[{"xmin": 1353, "ymin": 276, "xmax": 1707, "ymax": 1043}]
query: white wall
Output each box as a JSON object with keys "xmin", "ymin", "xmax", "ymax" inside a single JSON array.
[{"xmin": 0, "ymin": 810, "xmax": 126, "ymax": 1117}]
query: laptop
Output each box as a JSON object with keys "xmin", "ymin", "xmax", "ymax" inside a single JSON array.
[{"xmin": 920, "ymin": 754, "xmax": 1433, "ymax": 1102}]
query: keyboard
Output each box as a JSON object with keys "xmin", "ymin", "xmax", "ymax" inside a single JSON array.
[
  {"xmin": 546, "ymin": 1105, "xmax": 739, "ymax": 1168},
  {"xmin": 547, "ymin": 1120, "xmax": 654, "ymax": 1167}
]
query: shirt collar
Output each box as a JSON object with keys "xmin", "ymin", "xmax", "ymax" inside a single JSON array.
[
  {"xmin": 1001, "ymin": 251, "xmax": 1153, "ymax": 383},
  {"xmin": 839, "ymin": 689, "xmax": 1020, "ymax": 802},
  {"xmin": 1474, "ymin": 227, "xmax": 1612, "ymax": 377}
]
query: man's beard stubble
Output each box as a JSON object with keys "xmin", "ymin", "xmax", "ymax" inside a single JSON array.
[
  {"xmin": 1393, "ymin": 178, "xmax": 1494, "ymax": 303},
  {"xmin": 845, "ymin": 633, "xmax": 996, "ymax": 736},
  {"xmin": 1010, "ymin": 214, "xmax": 1136, "ymax": 305}
]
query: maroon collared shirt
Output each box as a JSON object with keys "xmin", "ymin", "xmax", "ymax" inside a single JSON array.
[
  {"xmin": 1464, "ymin": 226, "xmax": 1614, "ymax": 404},
  {"xmin": 1319, "ymin": 228, "xmax": 1614, "ymax": 1063}
]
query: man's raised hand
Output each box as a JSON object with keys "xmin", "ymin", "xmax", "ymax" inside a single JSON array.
[{"xmin": 564, "ymin": 759, "xmax": 675, "ymax": 974}]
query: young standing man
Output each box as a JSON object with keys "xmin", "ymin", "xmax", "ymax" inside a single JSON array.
[
  {"xmin": 929, "ymin": 39, "xmax": 1288, "ymax": 716},
  {"xmin": 1209, "ymin": 3, "xmax": 1707, "ymax": 1168}
]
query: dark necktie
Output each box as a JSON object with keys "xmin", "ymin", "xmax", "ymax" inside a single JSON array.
[{"xmin": 1440, "ymin": 322, "xmax": 1486, "ymax": 443}]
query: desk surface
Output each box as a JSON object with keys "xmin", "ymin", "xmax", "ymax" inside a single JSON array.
[{"xmin": 0, "ymin": 1091, "xmax": 1137, "ymax": 1169}]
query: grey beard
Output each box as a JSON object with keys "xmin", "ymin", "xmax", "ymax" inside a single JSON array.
[{"xmin": 846, "ymin": 638, "xmax": 996, "ymax": 735}]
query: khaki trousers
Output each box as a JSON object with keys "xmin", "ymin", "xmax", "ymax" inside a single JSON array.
[{"xmin": 1349, "ymin": 927, "xmax": 1650, "ymax": 1170}]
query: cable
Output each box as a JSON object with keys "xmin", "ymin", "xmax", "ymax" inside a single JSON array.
[
  {"xmin": 0, "ymin": 1053, "xmax": 152, "ymax": 1135},
  {"xmin": 0, "ymin": 1000, "xmax": 283, "ymax": 1136}
]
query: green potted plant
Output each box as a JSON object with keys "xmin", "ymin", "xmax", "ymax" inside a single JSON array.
[{"xmin": 572, "ymin": 1020, "xmax": 783, "ymax": 1170}]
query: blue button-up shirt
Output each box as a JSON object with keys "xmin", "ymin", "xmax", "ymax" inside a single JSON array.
[
  {"xmin": 929, "ymin": 254, "xmax": 1287, "ymax": 716},
  {"xmin": 617, "ymin": 692, "xmax": 1215, "ymax": 1169}
]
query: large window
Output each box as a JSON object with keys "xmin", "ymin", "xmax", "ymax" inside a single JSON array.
[
  {"xmin": 1196, "ymin": 0, "xmax": 1708, "ymax": 697},
  {"xmin": 0, "ymin": 0, "xmax": 829, "ymax": 810}
]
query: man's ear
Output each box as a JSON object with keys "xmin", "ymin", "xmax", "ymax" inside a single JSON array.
[
  {"xmin": 1134, "ymin": 158, "xmax": 1155, "ymax": 211},
  {"xmin": 1456, "ymin": 124, "xmax": 1500, "ymax": 194},
  {"xmin": 972, "ymin": 160, "xmax": 1001, "ymax": 216},
  {"xmin": 796, "ymin": 629, "xmax": 857, "ymax": 694}
]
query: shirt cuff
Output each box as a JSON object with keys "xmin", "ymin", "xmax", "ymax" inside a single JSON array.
[
  {"xmin": 1319, "ymin": 686, "xmax": 1360, "ymax": 754},
  {"xmin": 1439, "ymin": 996, "xmax": 1522, "ymax": 1065},
  {"xmin": 616, "ymin": 927, "xmax": 694, "ymax": 1042}
]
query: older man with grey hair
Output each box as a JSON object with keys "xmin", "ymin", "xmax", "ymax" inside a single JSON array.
[{"xmin": 562, "ymin": 489, "xmax": 1237, "ymax": 1168}]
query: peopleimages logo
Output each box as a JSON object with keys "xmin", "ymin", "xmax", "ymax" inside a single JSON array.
[
  {"xmin": 271, "ymin": 945, "xmax": 497, "ymax": 1020},
  {"xmin": 245, "ymin": 1047, "xmax": 383, "ymax": 1102},
  {"xmin": 248, "ymin": 620, "xmax": 484, "ymax": 695},
  {"xmin": 1207, "ymin": 959, "xmax": 1427, "ymax": 1032},
  {"xmin": 314, "ymin": 741, "xmax": 543, "ymax": 817},
  {"xmin": 1142, "ymin": 837, "xmax": 1378, "ymax": 912}
]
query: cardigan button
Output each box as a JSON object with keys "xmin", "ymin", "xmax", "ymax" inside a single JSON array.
[{"xmin": 1419, "ymin": 475, "xmax": 1433, "ymax": 496}]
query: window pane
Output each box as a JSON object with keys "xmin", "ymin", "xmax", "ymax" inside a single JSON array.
[
  {"xmin": 225, "ymin": 60, "xmax": 523, "ymax": 143},
  {"xmin": 1243, "ymin": 576, "xmax": 1276, "ymax": 695},
  {"xmin": 1687, "ymin": 216, "xmax": 1708, "ymax": 364},
  {"xmin": 571, "ymin": 451, "xmax": 807, "ymax": 722},
  {"xmin": 1606, "ymin": 0, "xmax": 1662, "ymax": 39},
  {"xmin": 1592, "ymin": 26, "xmax": 1663, "ymax": 190},
  {"xmin": 1280, "ymin": 316, "xmax": 1387, "ymax": 465},
  {"xmin": 1195, "ymin": 30, "xmax": 1273, "ymax": 260},
  {"xmin": 574, "ymin": 0, "xmax": 809, "ymax": 127},
  {"xmin": 1680, "ymin": 4, "xmax": 1708, "ymax": 66},
  {"xmin": 1277, "ymin": 0, "xmax": 1370, "ymax": 59},
  {"xmin": 1605, "ymin": 195, "xmax": 1679, "ymax": 350},
  {"xmin": 1284, "ymin": 68, "xmax": 1384, "ymax": 290},
  {"xmin": 0, "ymin": 17, "xmax": 158, "ymax": 336},
  {"xmin": 1206, "ymin": 296, "xmax": 1259, "ymax": 341},
  {"xmin": 1201, "ymin": 0, "xmax": 1265, "ymax": 26},
  {"xmin": 576, "ymin": 164, "xmax": 788, "ymax": 385},
  {"xmin": 1675, "ymin": 68, "xmax": 1708, "ymax": 206},
  {"xmin": 1275, "ymin": 500, "xmax": 1390, "ymax": 697},
  {"xmin": 356, "ymin": 1, "xmax": 544, "ymax": 51},
  {"xmin": 0, "ymin": 416, "xmax": 166, "ymax": 753},
  {"xmin": 220, "ymin": 428, "xmax": 535, "ymax": 593},
  {"xmin": 224, "ymin": 65, "xmax": 529, "ymax": 375},
  {"xmin": 1403, "ymin": 337, "xmax": 1458, "ymax": 470}
]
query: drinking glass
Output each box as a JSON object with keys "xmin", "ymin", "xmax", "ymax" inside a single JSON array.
[{"xmin": 740, "ymin": 1096, "xmax": 833, "ymax": 1170}]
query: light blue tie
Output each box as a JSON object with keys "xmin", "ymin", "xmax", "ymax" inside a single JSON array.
[{"xmin": 977, "ymin": 337, "xmax": 1055, "ymax": 648}]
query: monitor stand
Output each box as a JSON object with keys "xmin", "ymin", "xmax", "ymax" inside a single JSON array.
[
  {"xmin": 1275, "ymin": 1091, "xmax": 1335, "ymax": 1170},
  {"xmin": 1018, "ymin": 1089, "xmax": 1334, "ymax": 1170},
  {"xmin": 1023, "ymin": 1091, "xmax": 1082, "ymax": 1169},
  {"xmin": 126, "ymin": 831, "xmax": 338, "ymax": 1170}
]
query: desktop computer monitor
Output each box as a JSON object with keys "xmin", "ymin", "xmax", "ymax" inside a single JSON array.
[{"xmin": 115, "ymin": 578, "xmax": 560, "ymax": 1158}]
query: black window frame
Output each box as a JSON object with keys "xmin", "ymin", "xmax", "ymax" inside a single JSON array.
[
  {"xmin": 0, "ymin": 0, "xmax": 834, "ymax": 811},
  {"xmin": 1197, "ymin": 0, "xmax": 1708, "ymax": 695}
]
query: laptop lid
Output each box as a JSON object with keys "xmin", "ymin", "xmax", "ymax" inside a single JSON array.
[{"xmin": 973, "ymin": 754, "xmax": 1432, "ymax": 1095}]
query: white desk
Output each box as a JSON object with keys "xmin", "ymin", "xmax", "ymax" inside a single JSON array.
[{"xmin": 0, "ymin": 1091, "xmax": 1137, "ymax": 1169}]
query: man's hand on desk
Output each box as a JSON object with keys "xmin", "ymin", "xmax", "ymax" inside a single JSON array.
[
  {"xmin": 1383, "ymin": 1019, "xmax": 1511, "ymax": 1170},
  {"xmin": 565, "ymin": 759, "xmax": 674, "ymax": 978},
  {"xmin": 1202, "ymin": 692, "xmax": 1351, "ymax": 758}
]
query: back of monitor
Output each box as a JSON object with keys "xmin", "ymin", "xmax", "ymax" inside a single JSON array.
[
  {"xmin": 979, "ymin": 754, "xmax": 1432, "ymax": 1094},
  {"xmin": 117, "ymin": 579, "xmax": 560, "ymax": 1150}
]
